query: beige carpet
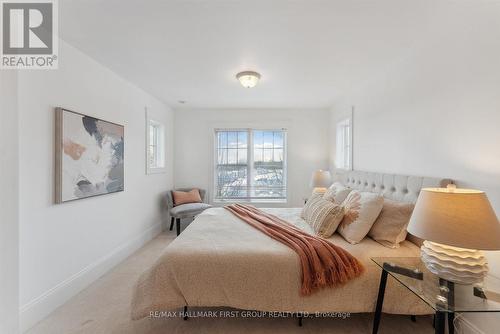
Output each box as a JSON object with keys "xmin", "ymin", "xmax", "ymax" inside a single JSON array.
[{"xmin": 27, "ymin": 232, "xmax": 434, "ymax": 334}]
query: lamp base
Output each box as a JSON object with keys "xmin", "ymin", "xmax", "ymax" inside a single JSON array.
[{"xmin": 421, "ymin": 241, "xmax": 488, "ymax": 285}]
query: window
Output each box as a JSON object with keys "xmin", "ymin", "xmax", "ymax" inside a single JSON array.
[
  {"xmin": 146, "ymin": 116, "xmax": 166, "ymax": 174},
  {"xmin": 335, "ymin": 118, "xmax": 352, "ymax": 170},
  {"xmin": 214, "ymin": 129, "xmax": 287, "ymax": 202}
]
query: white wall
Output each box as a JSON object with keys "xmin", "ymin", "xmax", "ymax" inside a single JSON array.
[
  {"xmin": 174, "ymin": 108, "xmax": 329, "ymax": 207},
  {"xmin": 330, "ymin": 3, "xmax": 500, "ymax": 333},
  {"xmin": 18, "ymin": 40, "xmax": 174, "ymax": 332},
  {"xmin": 0, "ymin": 70, "xmax": 20, "ymax": 334}
]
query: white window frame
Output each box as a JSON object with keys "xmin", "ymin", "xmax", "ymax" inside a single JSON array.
[
  {"xmin": 146, "ymin": 111, "xmax": 166, "ymax": 174},
  {"xmin": 335, "ymin": 114, "xmax": 353, "ymax": 171},
  {"xmin": 213, "ymin": 128, "xmax": 288, "ymax": 204}
]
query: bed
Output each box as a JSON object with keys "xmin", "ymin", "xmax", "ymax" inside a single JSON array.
[{"xmin": 132, "ymin": 171, "xmax": 450, "ymax": 320}]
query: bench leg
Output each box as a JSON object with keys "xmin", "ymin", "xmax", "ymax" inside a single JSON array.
[
  {"xmin": 169, "ymin": 216, "xmax": 174, "ymax": 231},
  {"xmin": 176, "ymin": 218, "xmax": 181, "ymax": 236}
]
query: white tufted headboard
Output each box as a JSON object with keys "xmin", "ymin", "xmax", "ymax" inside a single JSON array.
[{"xmin": 335, "ymin": 170, "xmax": 452, "ymax": 204}]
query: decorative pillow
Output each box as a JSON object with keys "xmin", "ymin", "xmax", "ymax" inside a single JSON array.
[
  {"xmin": 301, "ymin": 193, "xmax": 345, "ymax": 238},
  {"xmin": 337, "ymin": 191, "xmax": 384, "ymax": 244},
  {"xmin": 301, "ymin": 192, "xmax": 323, "ymax": 218},
  {"xmin": 172, "ymin": 189, "xmax": 202, "ymax": 206},
  {"xmin": 323, "ymin": 182, "xmax": 352, "ymax": 204},
  {"xmin": 368, "ymin": 200, "xmax": 414, "ymax": 248}
]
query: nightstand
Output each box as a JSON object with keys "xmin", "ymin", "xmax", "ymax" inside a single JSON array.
[{"xmin": 371, "ymin": 257, "xmax": 500, "ymax": 334}]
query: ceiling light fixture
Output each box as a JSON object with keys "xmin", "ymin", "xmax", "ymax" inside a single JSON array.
[{"xmin": 236, "ymin": 71, "xmax": 261, "ymax": 88}]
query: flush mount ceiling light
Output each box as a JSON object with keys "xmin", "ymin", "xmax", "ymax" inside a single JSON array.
[{"xmin": 236, "ymin": 71, "xmax": 261, "ymax": 88}]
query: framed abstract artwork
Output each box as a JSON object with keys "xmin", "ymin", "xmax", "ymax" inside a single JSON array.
[{"xmin": 55, "ymin": 108, "xmax": 124, "ymax": 203}]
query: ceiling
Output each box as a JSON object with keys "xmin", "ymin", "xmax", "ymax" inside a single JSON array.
[{"xmin": 59, "ymin": 0, "xmax": 447, "ymax": 109}]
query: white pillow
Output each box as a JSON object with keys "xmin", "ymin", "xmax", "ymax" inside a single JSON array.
[
  {"xmin": 368, "ymin": 199, "xmax": 414, "ymax": 248},
  {"xmin": 337, "ymin": 191, "xmax": 384, "ymax": 244},
  {"xmin": 323, "ymin": 182, "xmax": 352, "ymax": 204}
]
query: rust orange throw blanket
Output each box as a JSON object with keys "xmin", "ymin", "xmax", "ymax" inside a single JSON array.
[{"xmin": 224, "ymin": 204, "xmax": 364, "ymax": 296}]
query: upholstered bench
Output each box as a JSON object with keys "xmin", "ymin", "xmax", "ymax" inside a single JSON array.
[{"xmin": 166, "ymin": 188, "xmax": 212, "ymax": 236}]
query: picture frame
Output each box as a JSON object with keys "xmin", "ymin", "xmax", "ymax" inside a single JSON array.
[{"xmin": 55, "ymin": 108, "xmax": 124, "ymax": 203}]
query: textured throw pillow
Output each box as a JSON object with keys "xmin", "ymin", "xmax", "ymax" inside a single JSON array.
[
  {"xmin": 323, "ymin": 182, "xmax": 352, "ymax": 204},
  {"xmin": 301, "ymin": 193, "xmax": 345, "ymax": 238},
  {"xmin": 172, "ymin": 189, "xmax": 202, "ymax": 206},
  {"xmin": 337, "ymin": 191, "xmax": 384, "ymax": 244},
  {"xmin": 301, "ymin": 192, "xmax": 323, "ymax": 218},
  {"xmin": 368, "ymin": 200, "xmax": 414, "ymax": 248}
]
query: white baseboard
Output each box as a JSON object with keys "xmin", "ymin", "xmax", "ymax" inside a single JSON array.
[{"xmin": 19, "ymin": 223, "xmax": 162, "ymax": 333}]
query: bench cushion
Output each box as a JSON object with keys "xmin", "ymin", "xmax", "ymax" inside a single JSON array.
[{"xmin": 170, "ymin": 203, "xmax": 212, "ymax": 219}]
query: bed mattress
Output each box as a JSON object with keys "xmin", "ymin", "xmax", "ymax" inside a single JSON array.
[{"xmin": 131, "ymin": 207, "xmax": 432, "ymax": 319}]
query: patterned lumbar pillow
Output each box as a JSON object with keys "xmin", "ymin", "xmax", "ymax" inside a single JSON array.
[
  {"xmin": 323, "ymin": 182, "xmax": 352, "ymax": 204},
  {"xmin": 368, "ymin": 199, "xmax": 414, "ymax": 248},
  {"xmin": 337, "ymin": 191, "xmax": 384, "ymax": 244},
  {"xmin": 302, "ymin": 193, "xmax": 345, "ymax": 238}
]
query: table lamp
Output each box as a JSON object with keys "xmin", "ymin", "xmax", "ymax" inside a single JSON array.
[
  {"xmin": 310, "ymin": 170, "xmax": 332, "ymax": 194},
  {"xmin": 407, "ymin": 185, "xmax": 500, "ymax": 284}
]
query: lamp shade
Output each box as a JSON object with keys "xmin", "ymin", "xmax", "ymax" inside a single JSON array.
[
  {"xmin": 310, "ymin": 170, "xmax": 332, "ymax": 188},
  {"xmin": 407, "ymin": 187, "xmax": 500, "ymax": 250}
]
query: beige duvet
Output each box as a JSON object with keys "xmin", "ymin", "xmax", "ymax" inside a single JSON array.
[{"xmin": 131, "ymin": 208, "xmax": 432, "ymax": 320}]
